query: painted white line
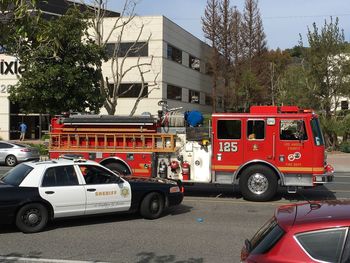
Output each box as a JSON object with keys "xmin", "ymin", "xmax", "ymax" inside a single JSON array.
[{"xmin": 0, "ymin": 256, "xmax": 108, "ymax": 263}]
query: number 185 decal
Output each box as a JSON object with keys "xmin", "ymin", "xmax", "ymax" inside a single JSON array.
[{"xmin": 219, "ymin": 142, "xmax": 238, "ymax": 152}]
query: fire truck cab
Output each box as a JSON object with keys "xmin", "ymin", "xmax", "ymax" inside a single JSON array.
[{"xmin": 49, "ymin": 105, "xmax": 334, "ymax": 201}]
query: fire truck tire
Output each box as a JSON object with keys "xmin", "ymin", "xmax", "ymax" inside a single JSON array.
[
  {"xmin": 104, "ymin": 162, "xmax": 130, "ymax": 176},
  {"xmin": 140, "ymin": 192, "xmax": 164, "ymax": 219},
  {"xmin": 239, "ymin": 165, "xmax": 278, "ymax": 202}
]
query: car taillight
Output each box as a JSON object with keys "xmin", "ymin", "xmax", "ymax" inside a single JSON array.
[
  {"xmin": 20, "ymin": 148, "xmax": 31, "ymax": 152},
  {"xmin": 181, "ymin": 186, "xmax": 184, "ymax": 193},
  {"xmin": 241, "ymin": 247, "xmax": 248, "ymax": 261}
]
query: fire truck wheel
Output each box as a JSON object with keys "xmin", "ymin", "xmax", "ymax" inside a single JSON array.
[
  {"xmin": 104, "ymin": 162, "xmax": 130, "ymax": 176},
  {"xmin": 140, "ymin": 192, "xmax": 164, "ymax": 219},
  {"xmin": 239, "ymin": 165, "xmax": 278, "ymax": 202}
]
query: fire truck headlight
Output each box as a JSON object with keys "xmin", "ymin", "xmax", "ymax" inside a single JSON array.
[{"xmin": 169, "ymin": 186, "xmax": 180, "ymax": 193}]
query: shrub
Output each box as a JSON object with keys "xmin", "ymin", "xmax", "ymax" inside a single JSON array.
[
  {"xmin": 27, "ymin": 143, "xmax": 48, "ymax": 156},
  {"xmin": 339, "ymin": 141, "xmax": 350, "ymax": 153}
]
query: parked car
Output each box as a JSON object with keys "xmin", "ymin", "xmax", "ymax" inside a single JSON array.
[
  {"xmin": 241, "ymin": 200, "xmax": 350, "ymax": 263},
  {"xmin": 0, "ymin": 141, "xmax": 40, "ymax": 166},
  {"xmin": 0, "ymin": 158, "xmax": 184, "ymax": 233}
]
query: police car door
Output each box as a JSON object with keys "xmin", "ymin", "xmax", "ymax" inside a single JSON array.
[
  {"xmin": 79, "ymin": 164, "xmax": 131, "ymax": 215},
  {"xmin": 39, "ymin": 165, "xmax": 86, "ymax": 218}
]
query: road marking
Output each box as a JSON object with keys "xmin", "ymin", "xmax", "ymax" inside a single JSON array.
[{"xmin": 0, "ymin": 256, "xmax": 107, "ymax": 263}]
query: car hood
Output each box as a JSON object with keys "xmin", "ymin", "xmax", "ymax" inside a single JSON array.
[{"xmin": 122, "ymin": 176, "xmax": 178, "ymax": 185}]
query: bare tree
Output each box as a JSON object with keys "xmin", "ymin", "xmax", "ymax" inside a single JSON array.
[
  {"xmin": 217, "ymin": 0, "xmax": 234, "ymax": 111},
  {"xmin": 230, "ymin": 6, "xmax": 243, "ymax": 110},
  {"xmin": 85, "ymin": 0, "xmax": 159, "ymax": 116},
  {"xmin": 202, "ymin": 0, "xmax": 221, "ymax": 112},
  {"xmin": 241, "ymin": 0, "xmax": 266, "ymax": 63}
]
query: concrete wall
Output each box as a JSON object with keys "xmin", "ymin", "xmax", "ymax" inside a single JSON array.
[
  {"xmin": 0, "ymin": 54, "xmax": 20, "ymax": 140},
  {"xmin": 99, "ymin": 16, "xmax": 216, "ymax": 115}
]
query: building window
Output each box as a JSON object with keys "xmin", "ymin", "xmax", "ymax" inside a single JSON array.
[
  {"xmin": 167, "ymin": 84, "xmax": 182, "ymax": 101},
  {"xmin": 341, "ymin": 100, "xmax": 349, "ymax": 110},
  {"xmin": 205, "ymin": 94, "xmax": 213, "ymax": 106},
  {"xmin": 189, "ymin": 90, "xmax": 200, "ymax": 104},
  {"xmin": 106, "ymin": 42, "xmax": 148, "ymax": 58},
  {"xmin": 189, "ymin": 55, "xmax": 200, "ymax": 71},
  {"xmin": 167, "ymin": 44, "xmax": 182, "ymax": 64},
  {"xmin": 109, "ymin": 83, "xmax": 148, "ymax": 98}
]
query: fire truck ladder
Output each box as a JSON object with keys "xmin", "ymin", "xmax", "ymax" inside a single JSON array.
[{"xmin": 49, "ymin": 132, "xmax": 176, "ymax": 153}]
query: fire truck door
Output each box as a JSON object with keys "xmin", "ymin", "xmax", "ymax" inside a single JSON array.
[
  {"xmin": 276, "ymin": 119, "xmax": 313, "ymax": 176},
  {"xmin": 212, "ymin": 119, "xmax": 244, "ymax": 173},
  {"xmin": 244, "ymin": 119, "xmax": 272, "ymax": 161}
]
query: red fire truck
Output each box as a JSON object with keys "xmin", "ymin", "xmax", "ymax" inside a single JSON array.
[{"xmin": 49, "ymin": 104, "xmax": 334, "ymax": 201}]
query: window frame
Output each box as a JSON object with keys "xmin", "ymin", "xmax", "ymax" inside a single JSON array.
[
  {"xmin": 217, "ymin": 119, "xmax": 242, "ymax": 140},
  {"xmin": 189, "ymin": 54, "xmax": 200, "ymax": 71},
  {"xmin": 294, "ymin": 227, "xmax": 348, "ymax": 263},
  {"xmin": 189, "ymin": 90, "xmax": 200, "ymax": 104},
  {"xmin": 111, "ymin": 83, "xmax": 148, "ymax": 98},
  {"xmin": 166, "ymin": 84, "xmax": 182, "ymax": 101},
  {"xmin": 41, "ymin": 165, "xmax": 79, "ymax": 187},
  {"xmin": 105, "ymin": 42, "xmax": 148, "ymax": 58},
  {"xmin": 0, "ymin": 142, "xmax": 13, "ymax": 149},
  {"xmin": 247, "ymin": 119, "xmax": 266, "ymax": 141},
  {"xmin": 167, "ymin": 44, "xmax": 183, "ymax": 64},
  {"xmin": 279, "ymin": 119, "xmax": 308, "ymax": 141},
  {"xmin": 80, "ymin": 165, "xmax": 121, "ymax": 185}
]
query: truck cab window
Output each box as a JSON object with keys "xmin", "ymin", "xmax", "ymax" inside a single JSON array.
[
  {"xmin": 247, "ymin": 120, "xmax": 265, "ymax": 140},
  {"xmin": 217, "ymin": 120, "xmax": 241, "ymax": 139},
  {"xmin": 280, "ymin": 120, "xmax": 308, "ymax": 141}
]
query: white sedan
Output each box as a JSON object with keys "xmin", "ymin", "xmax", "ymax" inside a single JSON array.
[{"xmin": 0, "ymin": 158, "xmax": 183, "ymax": 233}]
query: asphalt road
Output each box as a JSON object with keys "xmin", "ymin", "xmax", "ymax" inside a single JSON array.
[{"xmin": 0, "ymin": 170, "xmax": 348, "ymax": 263}]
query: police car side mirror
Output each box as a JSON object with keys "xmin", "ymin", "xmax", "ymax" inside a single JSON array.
[{"xmin": 111, "ymin": 175, "xmax": 123, "ymax": 184}]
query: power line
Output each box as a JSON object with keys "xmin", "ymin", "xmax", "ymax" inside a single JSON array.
[{"xmin": 168, "ymin": 13, "xmax": 350, "ymax": 21}]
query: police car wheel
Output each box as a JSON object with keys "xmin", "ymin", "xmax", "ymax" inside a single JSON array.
[
  {"xmin": 15, "ymin": 203, "xmax": 48, "ymax": 233},
  {"xmin": 239, "ymin": 165, "xmax": 278, "ymax": 202},
  {"xmin": 5, "ymin": 155, "xmax": 17, "ymax": 167},
  {"xmin": 140, "ymin": 192, "xmax": 164, "ymax": 219},
  {"xmin": 104, "ymin": 162, "xmax": 130, "ymax": 176}
]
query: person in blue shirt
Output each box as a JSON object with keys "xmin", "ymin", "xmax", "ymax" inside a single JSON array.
[{"xmin": 19, "ymin": 122, "xmax": 27, "ymax": 141}]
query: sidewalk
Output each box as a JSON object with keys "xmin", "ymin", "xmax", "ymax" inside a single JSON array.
[{"xmin": 327, "ymin": 152, "xmax": 350, "ymax": 173}]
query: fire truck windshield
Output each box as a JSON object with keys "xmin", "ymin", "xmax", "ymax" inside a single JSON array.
[{"xmin": 311, "ymin": 118, "xmax": 324, "ymax": 146}]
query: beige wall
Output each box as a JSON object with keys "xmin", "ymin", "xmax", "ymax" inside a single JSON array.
[
  {"xmin": 0, "ymin": 54, "xmax": 20, "ymax": 140},
  {"xmin": 99, "ymin": 16, "xmax": 217, "ymax": 115}
]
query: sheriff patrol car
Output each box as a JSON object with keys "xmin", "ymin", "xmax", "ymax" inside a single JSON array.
[{"xmin": 0, "ymin": 158, "xmax": 183, "ymax": 233}]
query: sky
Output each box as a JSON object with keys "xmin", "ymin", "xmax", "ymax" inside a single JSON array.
[{"xmin": 107, "ymin": 0, "xmax": 350, "ymax": 50}]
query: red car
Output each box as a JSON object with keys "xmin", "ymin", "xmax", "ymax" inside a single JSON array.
[{"xmin": 241, "ymin": 200, "xmax": 350, "ymax": 263}]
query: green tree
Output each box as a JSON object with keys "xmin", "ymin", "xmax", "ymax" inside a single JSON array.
[
  {"xmin": 0, "ymin": 0, "xmax": 38, "ymax": 54},
  {"xmin": 9, "ymin": 8, "xmax": 105, "ymax": 114},
  {"xmin": 276, "ymin": 64, "xmax": 318, "ymax": 108},
  {"xmin": 301, "ymin": 17, "xmax": 350, "ymax": 148}
]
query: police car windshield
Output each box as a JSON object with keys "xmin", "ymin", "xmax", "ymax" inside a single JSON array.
[{"xmin": 1, "ymin": 163, "xmax": 33, "ymax": 186}]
